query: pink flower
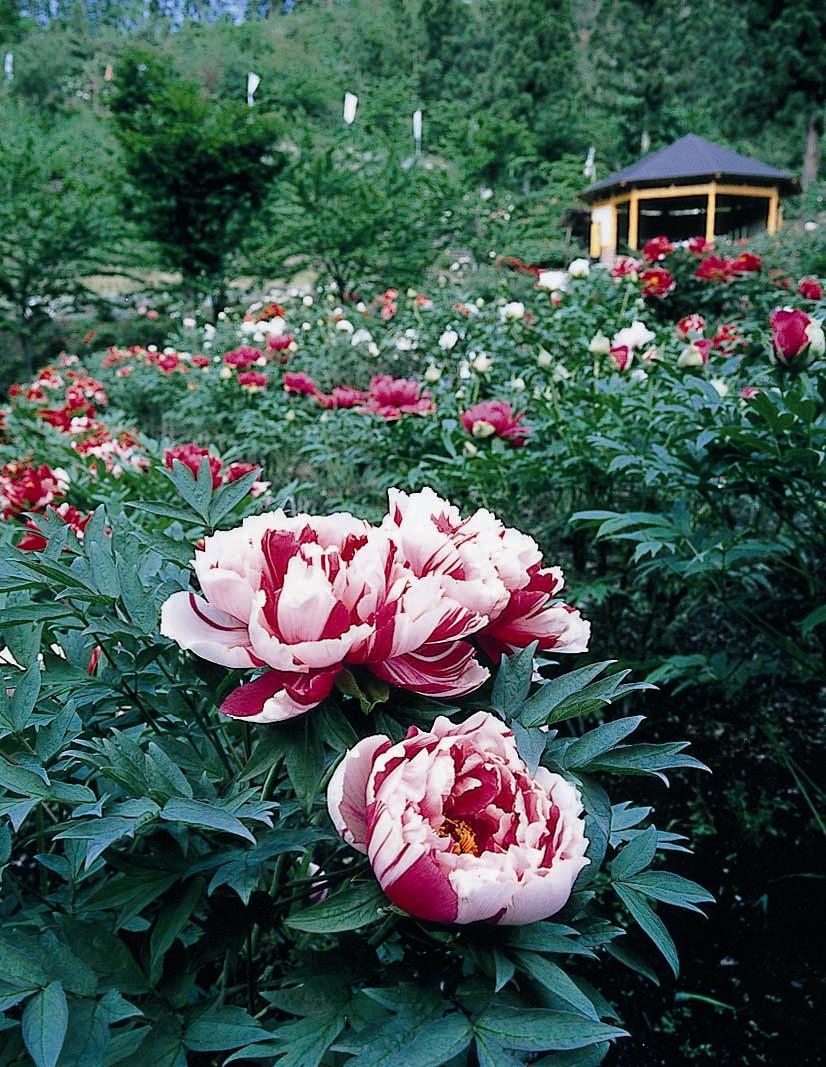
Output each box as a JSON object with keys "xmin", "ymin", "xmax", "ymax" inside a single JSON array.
[
  {"xmin": 460, "ymin": 400, "xmax": 530, "ymax": 446},
  {"xmin": 676, "ymin": 314, "xmax": 706, "ymax": 339},
  {"xmin": 770, "ymin": 308, "xmax": 825, "ymax": 367},
  {"xmin": 320, "ymin": 386, "xmax": 369, "ymax": 410},
  {"xmin": 382, "ymin": 488, "xmax": 590, "ymax": 661},
  {"xmin": 225, "ymin": 346, "xmax": 263, "ymax": 368},
  {"xmin": 284, "ymin": 371, "xmax": 321, "ymax": 397},
  {"xmin": 267, "ymin": 334, "xmax": 294, "ymax": 352},
  {"xmin": 609, "ymin": 345, "xmax": 633, "ymax": 371},
  {"xmin": 190, "ymin": 355, "xmax": 210, "ymax": 368},
  {"xmin": 380, "ymin": 302, "xmax": 397, "ymax": 321},
  {"xmin": 362, "ymin": 376, "xmax": 434, "ymax": 420},
  {"xmin": 158, "ymin": 354, "xmax": 180, "ymax": 374},
  {"xmin": 327, "ymin": 711, "xmax": 589, "ymax": 925},
  {"xmin": 237, "ymin": 370, "xmax": 269, "ymax": 391},
  {"xmin": 611, "ymin": 257, "xmax": 642, "ymax": 280},
  {"xmin": 160, "ymin": 509, "xmax": 490, "ymax": 722},
  {"xmin": 798, "ymin": 277, "xmax": 823, "ymax": 301},
  {"xmin": 642, "ymin": 235, "xmax": 674, "ymax": 262},
  {"xmin": 639, "ymin": 267, "xmax": 675, "ymax": 298},
  {"xmin": 165, "ymin": 443, "xmax": 223, "ymax": 488},
  {"xmin": 711, "ymin": 323, "xmax": 742, "ymax": 353},
  {"xmin": 740, "ymin": 386, "xmax": 761, "ymax": 399}
]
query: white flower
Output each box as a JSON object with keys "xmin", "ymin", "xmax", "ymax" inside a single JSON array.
[
  {"xmin": 219, "ymin": 367, "xmax": 232, "ymax": 380},
  {"xmin": 336, "ymin": 319, "xmax": 354, "ymax": 333},
  {"xmin": 458, "ymin": 360, "xmax": 471, "ymax": 380},
  {"xmin": 804, "ymin": 220, "xmax": 818, "ymax": 232},
  {"xmin": 218, "ymin": 311, "xmax": 227, "ymax": 321},
  {"xmin": 240, "ymin": 320, "xmax": 258, "ymax": 335},
  {"xmin": 479, "ymin": 187, "xmax": 493, "ymax": 201},
  {"xmin": 629, "ymin": 368, "xmax": 648, "ymax": 383},
  {"xmin": 203, "ymin": 323, "xmax": 216, "ymax": 340},
  {"xmin": 302, "ymin": 295, "xmax": 314, "ymax": 306},
  {"xmin": 356, "ymin": 302, "xmax": 367, "ymax": 313},
  {"xmin": 537, "ymin": 349, "xmax": 553, "ymax": 368},
  {"xmin": 284, "ymin": 409, "xmax": 296, "ymax": 422},
  {"xmin": 438, "ymin": 328, "xmax": 459, "ymax": 351},
  {"xmin": 500, "ymin": 301, "xmax": 525, "ymax": 322},
  {"xmin": 367, "ymin": 342, "xmax": 380, "ymax": 357},
  {"xmin": 509, "ymin": 377, "xmax": 526, "ymax": 391},
  {"xmin": 710, "ymin": 378, "xmax": 729, "ymax": 397},
  {"xmin": 263, "ymin": 317, "xmax": 287, "ymax": 335},
  {"xmin": 805, "ymin": 317, "xmax": 825, "ymax": 356},
  {"xmin": 472, "ymin": 353, "xmax": 493, "ymax": 373},
  {"xmin": 424, "ymin": 363, "xmax": 442, "ymax": 383},
  {"xmin": 568, "ymin": 258, "xmax": 590, "ymax": 278},
  {"xmin": 302, "ymin": 322, "xmax": 312, "ymax": 331},
  {"xmin": 255, "ymin": 356, "xmax": 267, "ymax": 367},
  {"xmin": 537, "ymin": 270, "xmax": 569, "ymax": 293},
  {"xmin": 612, "ymin": 321, "xmax": 655, "ymax": 351},
  {"xmin": 475, "ymin": 298, "xmax": 484, "ymax": 308},
  {"xmin": 588, "ymin": 332, "xmax": 611, "ymax": 355},
  {"xmin": 351, "ymin": 328, "xmax": 373, "ymax": 346},
  {"xmin": 147, "ymin": 345, "xmax": 158, "ymax": 353},
  {"xmin": 641, "ymin": 346, "xmax": 660, "ymax": 363},
  {"xmin": 182, "ymin": 316, "xmax": 196, "ymax": 328},
  {"xmin": 553, "ymin": 363, "xmax": 571, "ymax": 382},
  {"xmin": 677, "ymin": 344, "xmax": 706, "ymax": 367}
]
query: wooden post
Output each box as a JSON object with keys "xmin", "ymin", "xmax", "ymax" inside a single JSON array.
[
  {"xmin": 628, "ymin": 190, "xmax": 639, "ymax": 250},
  {"xmin": 767, "ymin": 188, "xmax": 780, "ymax": 234},
  {"xmin": 589, "ymin": 215, "xmax": 601, "ymax": 258},
  {"xmin": 705, "ymin": 182, "xmax": 717, "ymax": 243}
]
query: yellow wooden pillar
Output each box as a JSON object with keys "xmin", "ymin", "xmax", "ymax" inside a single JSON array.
[
  {"xmin": 767, "ymin": 188, "xmax": 780, "ymax": 234},
  {"xmin": 589, "ymin": 216, "xmax": 601, "ymax": 258},
  {"xmin": 705, "ymin": 182, "xmax": 717, "ymax": 243},
  {"xmin": 628, "ymin": 190, "xmax": 639, "ymax": 250}
]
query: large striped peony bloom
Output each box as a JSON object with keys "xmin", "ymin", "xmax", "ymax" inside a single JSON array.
[
  {"xmin": 328, "ymin": 712, "xmax": 589, "ymax": 924},
  {"xmin": 160, "ymin": 509, "xmax": 488, "ymax": 722}
]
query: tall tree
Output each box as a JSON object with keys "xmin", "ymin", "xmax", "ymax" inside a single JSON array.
[{"xmin": 109, "ymin": 47, "xmax": 284, "ymax": 313}]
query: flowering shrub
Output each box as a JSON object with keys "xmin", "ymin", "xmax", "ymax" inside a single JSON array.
[{"xmin": 0, "ymin": 234, "xmax": 823, "ymax": 1062}]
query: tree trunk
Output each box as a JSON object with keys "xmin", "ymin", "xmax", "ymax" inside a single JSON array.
[
  {"xmin": 18, "ymin": 320, "xmax": 32, "ymax": 380},
  {"xmin": 802, "ymin": 108, "xmax": 823, "ymax": 190}
]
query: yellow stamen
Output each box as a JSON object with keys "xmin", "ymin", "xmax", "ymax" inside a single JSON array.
[{"xmin": 437, "ymin": 817, "xmax": 479, "ymax": 855}]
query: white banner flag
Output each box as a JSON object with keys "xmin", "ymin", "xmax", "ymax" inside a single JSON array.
[
  {"xmin": 583, "ymin": 146, "xmax": 596, "ymax": 180},
  {"xmin": 4, "ymin": 52, "xmax": 13, "ymax": 83},
  {"xmin": 247, "ymin": 71, "xmax": 261, "ymax": 107},
  {"xmin": 412, "ymin": 109, "xmax": 423, "ymax": 152},
  {"xmin": 343, "ymin": 91, "xmax": 358, "ymax": 126}
]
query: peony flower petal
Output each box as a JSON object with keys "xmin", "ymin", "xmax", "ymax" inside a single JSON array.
[
  {"xmin": 327, "ymin": 734, "xmax": 392, "ymax": 852},
  {"xmin": 370, "ymin": 640, "xmax": 489, "ymax": 697},
  {"xmin": 160, "ymin": 591, "xmax": 258, "ymax": 668},
  {"xmin": 220, "ymin": 666, "xmax": 338, "ymax": 723}
]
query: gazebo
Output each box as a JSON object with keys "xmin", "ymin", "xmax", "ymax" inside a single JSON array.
[{"xmin": 581, "ymin": 134, "xmax": 797, "ymax": 262}]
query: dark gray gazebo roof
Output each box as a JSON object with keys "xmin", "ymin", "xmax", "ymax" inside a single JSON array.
[{"xmin": 581, "ymin": 134, "xmax": 797, "ymax": 201}]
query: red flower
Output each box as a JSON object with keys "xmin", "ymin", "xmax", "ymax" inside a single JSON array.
[
  {"xmin": 711, "ymin": 323, "xmax": 742, "ymax": 353},
  {"xmin": 770, "ymin": 308, "xmax": 824, "ymax": 367},
  {"xmin": 380, "ymin": 302, "xmax": 397, "ymax": 321},
  {"xmin": 237, "ymin": 370, "xmax": 269, "ymax": 390},
  {"xmin": 267, "ymin": 334, "xmax": 293, "ymax": 351},
  {"xmin": 610, "ymin": 256, "xmax": 642, "ymax": 280},
  {"xmin": 224, "ymin": 461, "xmax": 259, "ymax": 483},
  {"xmin": 729, "ymin": 251, "xmax": 762, "ymax": 274},
  {"xmin": 640, "ymin": 267, "xmax": 675, "ymax": 298},
  {"xmin": 687, "ymin": 235, "xmax": 713, "ymax": 256},
  {"xmin": 190, "ymin": 355, "xmax": 210, "ymax": 368},
  {"xmin": 0, "ymin": 462, "xmax": 67, "ymax": 519},
  {"xmin": 284, "ymin": 371, "xmax": 320, "ymax": 397},
  {"xmin": 224, "ymin": 346, "xmax": 262, "ymax": 368},
  {"xmin": 158, "ymin": 354, "xmax": 180, "ymax": 373},
  {"xmin": 695, "ymin": 256, "xmax": 733, "ymax": 283},
  {"xmin": 740, "ymin": 386, "xmax": 761, "ymax": 399},
  {"xmin": 17, "ymin": 502, "xmax": 92, "ymax": 551},
  {"xmin": 460, "ymin": 400, "xmax": 530, "ymax": 446},
  {"xmin": 609, "ymin": 345, "xmax": 633, "ymax": 371},
  {"xmin": 362, "ymin": 376, "xmax": 434, "ymax": 420},
  {"xmin": 676, "ymin": 314, "xmax": 706, "ymax": 338},
  {"xmin": 165, "ymin": 444, "xmax": 223, "ymax": 487},
  {"xmin": 642, "ymin": 235, "xmax": 674, "ymax": 262},
  {"xmin": 798, "ymin": 277, "xmax": 823, "ymax": 301}
]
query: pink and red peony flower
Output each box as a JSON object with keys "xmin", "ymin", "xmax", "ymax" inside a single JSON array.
[
  {"xmin": 798, "ymin": 277, "xmax": 823, "ymax": 301},
  {"xmin": 676, "ymin": 314, "xmax": 706, "ymax": 339},
  {"xmin": 642, "ymin": 236, "xmax": 674, "ymax": 262},
  {"xmin": 729, "ymin": 251, "xmax": 762, "ymax": 274},
  {"xmin": 225, "ymin": 346, "xmax": 263, "ymax": 369},
  {"xmin": 328, "ymin": 711, "xmax": 589, "ymax": 924},
  {"xmin": 284, "ymin": 371, "xmax": 321, "ymax": 397},
  {"xmin": 769, "ymin": 308, "xmax": 825, "ymax": 368},
  {"xmin": 460, "ymin": 401, "xmax": 530, "ymax": 446},
  {"xmin": 160, "ymin": 488, "xmax": 589, "ymax": 722},
  {"xmin": 165, "ymin": 443, "xmax": 224, "ymax": 488},
  {"xmin": 237, "ymin": 370, "xmax": 269, "ymax": 391},
  {"xmin": 0, "ymin": 461, "xmax": 68, "ymax": 520},
  {"xmin": 639, "ymin": 267, "xmax": 675, "ymax": 298},
  {"xmin": 319, "ymin": 386, "xmax": 369, "ymax": 410},
  {"xmin": 610, "ymin": 257, "xmax": 643, "ymax": 280},
  {"xmin": 361, "ymin": 376, "xmax": 434, "ymax": 420},
  {"xmin": 695, "ymin": 256, "xmax": 733, "ymax": 283},
  {"xmin": 686, "ymin": 236, "xmax": 713, "ymax": 256},
  {"xmin": 609, "ymin": 345, "xmax": 633, "ymax": 371}
]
